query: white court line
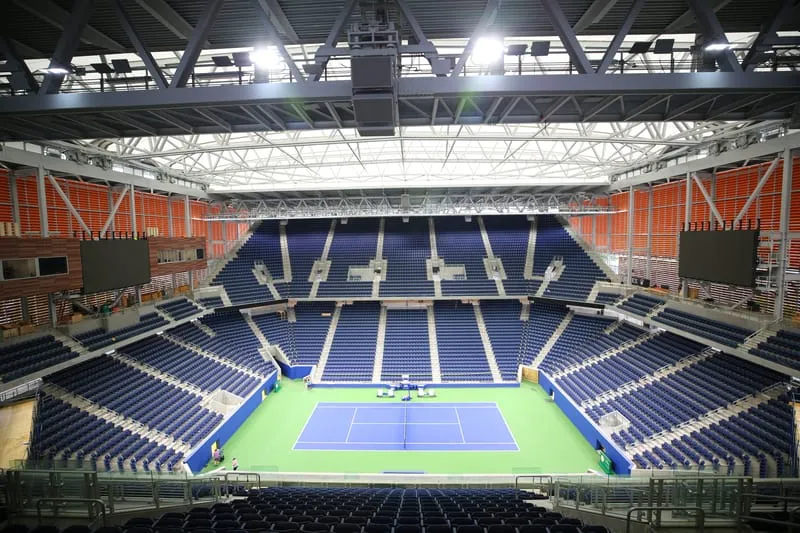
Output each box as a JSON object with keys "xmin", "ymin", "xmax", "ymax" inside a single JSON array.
[
  {"xmin": 343, "ymin": 406, "xmax": 359, "ymax": 443},
  {"xmin": 492, "ymin": 400, "xmax": 520, "ymax": 452},
  {"xmin": 453, "ymin": 406, "xmax": 466, "ymax": 444},
  {"xmin": 350, "ymin": 422, "xmax": 460, "ymax": 425},
  {"xmin": 292, "ymin": 401, "xmax": 321, "ymax": 448},
  {"xmin": 296, "ymin": 441, "xmax": 517, "ymax": 445}
]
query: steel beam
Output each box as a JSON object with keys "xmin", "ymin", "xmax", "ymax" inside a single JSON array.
[
  {"xmin": 692, "ymin": 174, "xmax": 724, "ymax": 227},
  {"xmin": 611, "ymin": 131, "xmax": 800, "ymax": 190},
  {"xmin": 47, "ymin": 174, "xmax": 92, "ymax": 235},
  {"xmin": 0, "ymin": 145, "xmax": 209, "ymax": 198},
  {"xmin": 39, "ymin": 0, "xmax": 94, "ymax": 95},
  {"xmin": 733, "ymin": 157, "xmax": 780, "ymax": 227},
  {"xmin": 258, "ymin": 0, "xmax": 299, "ymax": 43},
  {"xmin": 252, "ymin": 0, "xmax": 305, "ymax": 82},
  {"xmin": 168, "ymin": 195, "xmax": 174, "ymax": 237},
  {"xmin": 395, "ymin": 0, "xmax": 443, "ymax": 74},
  {"xmin": 0, "ymin": 36, "xmax": 39, "ymax": 92},
  {"xmin": 170, "ymin": 0, "xmax": 226, "ymax": 89},
  {"xmin": 645, "ymin": 185, "xmax": 653, "ymax": 280},
  {"xmin": 132, "ymin": 0, "xmax": 204, "ymax": 43},
  {"xmin": 596, "ymin": 0, "xmax": 645, "ymax": 74},
  {"xmin": 185, "ymin": 194, "xmax": 192, "ymax": 237},
  {"xmin": 9, "ymin": 174, "xmax": 20, "ymax": 226},
  {"xmin": 309, "ymin": 0, "xmax": 358, "ymax": 82},
  {"xmin": 100, "ymin": 187, "xmax": 129, "ymax": 236},
  {"xmin": 130, "ymin": 184, "xmax": 137, "ymax": 234},
  {"xmin": 686, "ymin": 0, "xmax": 742, "ymax": 73},
  {"xmin": 36, "ymin": 166, "xmax": 49, "ymax": 237},
  {"xmin": 775, "ymin": 147, "xmax": 793, "ymax": 319},
  {"xmin": 626, "ymin": 186, "xmax": 634, "ymax": 285},
  {"xmin": 573, "ymin": 0, "xmax": 618, "ymax": 33},
  {"xmin": 540, "ymin": 0, "xmax": 593, "ymax": 75},
  {"xmin": 112, "ymin": 0, "xmax": 168, "ymax": 89},
  {"xmin": 741, "ymin": 0, "xmax": 795, "ymax": 71},
  {"xmin": 451, "ymin": 0, "xmax": 501, "ymax": 77},
  {"xmin": 681, "ymin": 172, "xmax": 691, "ymax": 297},
  {"xmin": 665, "ymin": 0, "xmax": 732, "ymax": 33},
  {"xmin": 13, "ymin": 0, "xmax": 124, "ymax": 52}
]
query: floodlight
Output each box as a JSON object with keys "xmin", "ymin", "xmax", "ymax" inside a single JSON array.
[
  {"xmin": 250, "ymin": 46, "xmax": 283, "ymax": 70},
  {"xmin": 43, "ymin": 64, "xmax": 70, "ymax": 75},
  {"xmin": 471, "ymin": 37, "xmax": 504, "ymax": 66},
  {"xmin": 212, "ymin": 55, "xmax": 233, "ymax": 67},
  {"xmin": 705, "ymin": 42, "xmax": 733, "ymax": 51},
  {"xmin": 629, "ymin": 41, "xmax": 652, "ymax": 54},
  {"xmin": 653, "ymin": 38, "xmax": 675, "ymax": 54},
  {"xmin": 530, "ymin": 41, "xmax": 550, "ymax": 56},
  {"xmin": 232, "ymin": 51, "xmax": 252, "ymax": 67},
  {"xmin": 111, "ymin": 59, "xmax": 132, "ymax": 74},
  {"xmin": 91, "ymin": 62, "xmax": 114, "ymax": 74},
  {"xmin": 507, "ymin": 44, "xmax": 528, "ymax": 56}
]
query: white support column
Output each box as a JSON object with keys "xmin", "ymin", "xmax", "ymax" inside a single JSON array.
[
  {"xmin": 626, "ymin": 186, "xmax": 634, "ymax": 285},
  {"xmin": 167, "ymin": 195, "xmax": 174, "ymax": 237},
  {"xmin": 9, "ymin": 174, "xmax": 20, "ymax": 227},
  {"xmin": 646, "ymin": 185, "xmax": 653, "ymax": 281},
  {"xmin": 129, "ymin": 184, "xmax": 137, "ymax": 235},
  {"xmin": 734, "ymin": 156, "xmax": 781, "ymax": 228},
  {"xmin": 101, "ymin": 187, "xmax": 128, "ymax": 238},
  {"xmin": 693, "ymin": 174, "xmax": 724, "ymax": 228},
  {"xmin": 36, "ymin": 166, "xmax": 48, "ymax": 237},
  {"xmin": 591, "ymin": 212, "xmax": 597, "ymax": 247},
  {"xmin": 184, "ymin": 195, "xmax": 192, "ymax": 237},
  {"xmin": 682, "ymin": 173, "xmax": 692, "ymax": 297},
  {"xmin": 775, "ymin": 148, "xmax": 793, "ymax": 319},
  {"xmin": 709, "ymin": 173, "xmax": 717, "ymax": 227}
]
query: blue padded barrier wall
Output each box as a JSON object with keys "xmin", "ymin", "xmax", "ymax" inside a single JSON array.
[
  {"xmin": 538, "ymin": 371, "xmax": 633, "ymax": 475},
  {"xmin": 276, "ymin": 362, "xmax": 314, "ymax": 379},
  {"xmin": 185, "ymin": 370, "xmax": 278, "ymax": 472},
  {"xmin": 313, "ymin": 382, "xmax": 520, "ymax": 389}
]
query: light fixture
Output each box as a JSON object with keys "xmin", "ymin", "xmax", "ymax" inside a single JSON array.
[
  {"xmin": 212, "ymin": 55, "xmax": 233, "ymax": 67},
  {"xmin": 111, "ymin": 59, "xmax": 132, "ymax": 74},
  {"xmin": 43, "ymin": 64, "xmax": 70, "ymax": 75},
  {"xmin": 705, "ymin": 42, "xmax": 733, "ymax": 52},
  {"xmin": 629, "ymin": 41, "xmax": 652, "ymax": 54},
  {"xmin": 232, "ymin": 51, "xmax": 252, "ymax": 67},
  {"xmin": 506, "ymin": 44, "xmax": 528, "ymax": 56},
  {"xmin": 653, "ymin": 39, "xmax": 675, "ymax": 55},
  {"xmin": 91, "ymin": 62, "xmax": 114, "ymax": 74},
  {"xmin": 530, "ymin": 41, "xmax": 551, "ymax": 57},
  {"xmin": 250, "ymin": 46, "xmax": 283, "ymax": 70},
  {"xmin": 471, "ymin": 37, "xmax": 504, "ymax": 66}
]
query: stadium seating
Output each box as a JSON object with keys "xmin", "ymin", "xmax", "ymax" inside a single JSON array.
[
  {"xmin": 117, "ymin": 335, "xmax": 259, "ymax": 397},
  {"xmin": 31, "ymin": 393, "xmax": 181, "ymax": 472},
  {"xmin": 543, "ymin": 321, "xmax": 645, "ymax": 376},
  {"xmin": 292, "ymin": 302, "xmax": 336, "ymax": 365},
  {"xmin": 211, "ymin": 221, "xmax": 283, "ymax": 305},
  {"xmin": 480, "ymin": 300, "xmax": 524, "ymax": 380},
  {"xmin": 198, "ymin": 296, "xmax": 224, "ymax": 309},
  {"xmin": 435, "ymin": 217, "xmax": 498, "ymax": 296},
  {"xmin": 322, "ymin": 302, "xmax": 380, "ymax": 381},
  {"xmin": 317, "ymin": 218, "xmax": 378, "ymax": 297},
  {"xmin": 556, "ymin": 332, "xmax": 704, "ymax": 404},
  {"xmin": 518, "ymin": 302, "xmax": 569, "ymax": 365},
  {"xmin": 482, "ymin": 215, "xmax": 535, "ymax": 295},
  {"xmin": 654, "ymin": 308, "xmax": 753, "ymax": 347},
  {"xmin": 380, "ymin": 217, "xmax": 435, "ymax": 297},
  {"xmin": 588, "ymin": 354, "xmax": 784, "ymax": 443},
  {"xmin": 285, "ymin": 219, "xmax": 331, "ymax": 298},
  {"xmin": 750, "ymin": 329, "xmax": 800, "ymax": 370},
  {"xmin": 534, "ymin": 216, "xmax": 607, "ymax": 301},
  {"xmin": 157, "ymin": 298, "xmax": 203, "ymax": 321},
  {"xmin": 251, "ymin": 312, "xmax": 295, "ymax": 362},
  {"xmin": 538, "ymin": 315, "xmax": 615, "ymax": 374},
  {"xmin": 183, "ymin": 312, "xmax": 274, "ymax": 375},
  {"xmin": 595, "ymin": 292, "xmax": 621, "ymax": 305},
  {"xmin": 74, "ymin": 313, "xmax": 169, "ymax": 351},
  {"xmin": 48, "ymin": 356, "xmax": 222, "ymax": 446},
  {"xmin": 616, "ymin": 293, "xmax": 663, "ymax": 317},
  {"xmin": 0, "ymin": 335, "xmax": 79, "ymax": 382},
  {"xmin": 381, "ymin": 309, "xmax": 432, "ymax": 382},
  {"xmin": 434, "ymin": 301, "xmax": 493, "ymax": 381}
]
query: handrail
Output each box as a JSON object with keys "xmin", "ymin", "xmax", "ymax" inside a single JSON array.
[
  {"xmin": 514, "ymin": 475, "xmax": 552, "ymax": 498},
  {"xmin": 740, "ymin": 506, "xmax": 800, "ymax": 530},
  {"xmin": 224, "ymin": 471, "xmax": 261, "ymax": 491},
  {"xmin": 36, "ymin": 498, "xmax": 106, "ymax": 525},
  {"xmin": 625, "ymin": 506, "xmax": 704, "ymax": 533}
]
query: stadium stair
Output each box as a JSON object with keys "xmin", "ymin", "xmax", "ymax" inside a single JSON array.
[
  {"xmin": 427, "ymin": 306, "xmax": 442, "ymax": 382},
  {"xmin": 371, "ymin": 306, "xmax": 388, "ymax": 382},
  {"xmin": 313, "ymin": 304, "xmax": 342, "ymax": 381},
  {"xmin": 109, "ymin": 351, "xmax": 204, "ymax": 395},
  {"xmin": 428, "ymin": 217, "xmax": 443, "ymax": 297},
  {"xmin": 380, "ymin": 308, "xmax": 433, "ymax": 382},
  {"xmin": 531, "ymin": 312, "xmax": 574, "ymax": 368},
  {"xmin": 558, "ymin": 214, "xmax": 619, "ymax": 283},
  {"xmin": 477, "ymin": 216, "xmax": 506, "ymax": 296},
  {"xmin": 472, "ymin": 302, "xmax": 504, "ymax": 382},
  {"xmin": 243, "ymin": 314, "xmax": 282, "ymax": 369},
  {"xmin": 523, "ymin": 216, "xmax": 537, "ymax": 280},
  {"xmin": 279, "ymin": 222, "xmax": 292, "ymax": 283},
  {"xmin": 41, "ymin": 382, "xmax": 187, "ymax": 453},
  {"xmin": 520, "ymin": 301, "xmax": 530, "ymax": 321},
  {"xmin": 309, "ymin": 219, "xmax": 338, "ymax": 298},
  {"xmin": 372, "ymin": 218, "xmax": 385, "ymax": 297}
]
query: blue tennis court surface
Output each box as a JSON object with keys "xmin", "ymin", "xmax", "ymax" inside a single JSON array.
[{"xmin": 294, "ymin": 402, "xmax": 519, "ymax": 451}]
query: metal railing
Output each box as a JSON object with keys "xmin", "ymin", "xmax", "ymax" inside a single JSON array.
[
  {"xmin": 36, "ymin": 498, "xmax": 106, "ymax": 525},
  {"xmin": 625, "ymin": 506, "xmax": 705, "ymax": 533},
  {"xmin": 513, "ymin": 475, "xmax": 552, "ymax": 499}
]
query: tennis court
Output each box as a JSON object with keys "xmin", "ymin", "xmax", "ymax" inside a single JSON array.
[{"xmin": 293, "ymin": 402, "xmax": 519, "ymax": 451}]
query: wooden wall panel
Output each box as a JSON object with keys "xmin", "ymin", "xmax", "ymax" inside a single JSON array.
[
  {"xmin": 0, "ymin": 238, "xmax": 82, "ymax": 299},
  {"xmin": 148, "ymin": 237, "xmax": 208, "ymax": 277}
]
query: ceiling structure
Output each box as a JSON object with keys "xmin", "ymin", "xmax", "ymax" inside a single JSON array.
[{"xmin": 0, "ymin": 0, "xmax": 799, "ymax": 212}]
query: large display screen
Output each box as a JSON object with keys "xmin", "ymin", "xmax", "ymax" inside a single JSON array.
[
  {"xmin": 80, "ymin": 240, "xmax": 151, "ymax": 294},
  {"xmin": 678, "ymin": 230, "xmax": 759, "ymax": 287}
]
